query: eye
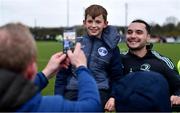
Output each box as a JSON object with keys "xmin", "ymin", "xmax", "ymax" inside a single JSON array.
[
  {"xmin": 95, "ymin": 20, "xmax": 102, "ymax": 24},
  {"xmin": 136, "ymin": 30, "xmax": 143, "ymax": 35},
  {"xmin": 127, "ymin": 30, "xmax": 133, "ymax": 35},
  {"xmin": 87, "ymin": 20, "xmax": 93, "ymax": 24}
]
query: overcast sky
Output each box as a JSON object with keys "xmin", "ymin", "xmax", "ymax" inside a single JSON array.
[{"xmin": 0, "ymin": 0, "xmax": 180, "ymax": 27}]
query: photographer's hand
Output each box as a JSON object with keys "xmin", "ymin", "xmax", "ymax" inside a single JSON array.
[
  {"xmin": 42, "ymin": 52, "xmax": 69, "ymax": 79},
  {"xmin": 67, "ymin": 43, "xmax": 87, "ymax": 68}
]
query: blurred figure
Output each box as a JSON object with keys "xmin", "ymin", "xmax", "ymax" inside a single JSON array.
[
  {"xmin": 177, "ymin": 60, "xmax": 180, "ymax": 74},
  {"xmin": 0, "ymin": 23, "xmax": 101, "ymax": 112},
  {"xmin": 115, "ymin": 71, "xmax": 171, "ymax": 112},
  {"xmin": 63, "ymin": 36, "xmax": 71, "ymax": 50}
]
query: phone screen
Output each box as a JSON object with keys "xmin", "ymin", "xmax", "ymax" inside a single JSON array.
[{"xmin": 63, "ymin": 28, "xmax": 76, "ymax": 53}]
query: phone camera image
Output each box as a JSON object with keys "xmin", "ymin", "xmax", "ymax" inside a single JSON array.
[{"xmin": 63, "ymin": 28, "xmax": 76, "ymax": 53}]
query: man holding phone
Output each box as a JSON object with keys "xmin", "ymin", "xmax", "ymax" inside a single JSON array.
[{"xmin": 0, "ymin": 22, "xmax": 101, "ymax": 112}]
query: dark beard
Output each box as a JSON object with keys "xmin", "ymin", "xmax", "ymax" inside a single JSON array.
[{"xmin": 127, "ymin": 44, "xmax": 146, "ymax": 51}]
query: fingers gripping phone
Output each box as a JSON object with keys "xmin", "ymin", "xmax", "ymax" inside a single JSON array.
[{"xmin": 63, "ymin": 28, "xmax": 76, "ymax": 53}]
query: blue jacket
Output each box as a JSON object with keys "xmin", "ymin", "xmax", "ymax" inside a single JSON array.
[
  {"xmin": 55, "ymin": 26, "xmax": 124, "ymax": 96},
  {"xmin": 15, "ymin": 66, "xmax": 101, "ymax": 112}
]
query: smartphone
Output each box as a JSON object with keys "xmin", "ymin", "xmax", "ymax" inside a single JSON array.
[{"xmin": 63, "ymin": 28, "xmax": 76, "ymax": 53}]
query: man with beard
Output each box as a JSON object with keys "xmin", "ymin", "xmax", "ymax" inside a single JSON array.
[
  {"xmin": 107, "ymin": 20, "xmax": 180, "ymax": 111},
  {"xmin": 117, "ymin": 19, "xmax": 180, "ymax": 111}
]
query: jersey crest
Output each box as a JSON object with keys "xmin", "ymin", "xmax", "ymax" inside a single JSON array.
[
  {"xmin": 140, "ymin": 63, "xmax": 151, "ymax": 71},
  {"xmin": 98, "ymin": 47, "xmax": 108, "ymax": 56}
]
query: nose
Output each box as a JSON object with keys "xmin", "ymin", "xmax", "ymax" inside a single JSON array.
[
  {"xmin": 126, "ymin": 32, "xmax": 136, "ymax": 40},
  {"xmin": 92, "ymin": 21, "xmax": 96, "ymax": 27},
  {"xmin": 131, "ymin": 32, "xmax": 136, "ymax": 37}
]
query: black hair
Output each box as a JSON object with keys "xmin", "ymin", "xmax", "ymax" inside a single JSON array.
[{"xmin": 131, "ymin": 19, "xmax": 151, "ymax": 34}]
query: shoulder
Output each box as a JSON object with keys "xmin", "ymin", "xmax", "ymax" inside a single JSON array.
[
  {"xmin": 77, "ymin": 35, "xmax": 91, "ymax": 44},
  {"xmin": 120, "ymin": 50, "xmax": 129, "ymax": 58},
  {"xmin": 76, "ymin": 36, "xmax": 84, "ymax": 42},
  {"xmin": 102, "ymin": 26, "xmax": 121, "ymax": 49},
  {"xmin": 110, "ymin": 46, "xmax": 121, "ymax": 56},
  {"xmin": 121, "ymin": 50, "xmax": 128, "ymax": 55},
  {"xmin": 151, "ymin": 50, "xmax": 175, "ymax": 69}
]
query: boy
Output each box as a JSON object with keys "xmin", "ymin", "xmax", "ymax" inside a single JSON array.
[{"xmin": 55, "ymin": 4, "xmax": 123, "ymax": 111}]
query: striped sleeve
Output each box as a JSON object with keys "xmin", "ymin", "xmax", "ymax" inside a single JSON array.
[{"xmin": 151, "ymin": 50, "xmax": 175, "ymax": 69}]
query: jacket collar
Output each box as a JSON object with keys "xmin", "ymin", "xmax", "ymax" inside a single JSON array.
[
  {"xmin": 127, "ymin": 44, "xmax": 154, "ymax": 58},
  {"xmin": 101, "ymin": 25, "xmax": 121, "ymax": 49},
  {"xmin": 127, "ymin": 49, "xmax": 153, "ymax": 59},
  {"xmin": 85, "ymin": 25, "xmax": 121, "ymax": 49}
]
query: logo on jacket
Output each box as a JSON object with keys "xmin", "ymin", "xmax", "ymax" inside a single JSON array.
[
  {"xmin": 140, "ymin": 63, "xmax": 151, "ymax": 71},
  {"xmin": 98, "ymin": 47, "xmax": 108, "ymax": 56}
]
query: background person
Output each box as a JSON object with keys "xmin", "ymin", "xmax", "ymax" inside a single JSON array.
[
  {"xmin": 0, "ymin": 23, "xmax": 101, "ymax": 112},
  {"xmin": 177, "ymin": 60, "xmax": 180, "ymax": 74},
  {"xmin": 63, "ymin": 36, "xmax": 71, "ymax": 50}
]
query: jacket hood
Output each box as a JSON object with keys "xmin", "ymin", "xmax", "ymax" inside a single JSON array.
[
  {"xmin": 0, "ymin": 69, "xmax": 37, "ymax": 112},
  {"xmin": 101, "ymin": 25, "xmax": 121, "ymax": 49}
]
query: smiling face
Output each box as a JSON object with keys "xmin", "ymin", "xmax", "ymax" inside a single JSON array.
[
  {"xmin": 126, "ymin": 22, "xmax": 150, "ymax": 51},
  {"xmin": 83, "ymin": 14, "xmax": 108, "ymax": 38}
]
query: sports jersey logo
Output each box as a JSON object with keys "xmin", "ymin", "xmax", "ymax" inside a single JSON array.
[
  {"xmin": 98, "ymin": 47, "xmax": 108, "ymax": 56},
  {"xmin": 140, "ymin": 63, "xmax": 151, "ymax": 71}
]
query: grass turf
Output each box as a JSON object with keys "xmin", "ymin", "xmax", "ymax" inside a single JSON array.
[{"xmin": 36, "ymin": 41, "xmax": 180, "ymax": 95}]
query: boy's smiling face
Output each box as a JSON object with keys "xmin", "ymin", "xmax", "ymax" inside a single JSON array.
[{"xmin": 83, "ymin": 14, "xmax": 108, "ymax": 38}]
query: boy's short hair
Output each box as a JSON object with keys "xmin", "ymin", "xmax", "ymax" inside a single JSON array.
[{"xmin": 84, "ymin": 4, "xmax": 108, "ymax": 21}]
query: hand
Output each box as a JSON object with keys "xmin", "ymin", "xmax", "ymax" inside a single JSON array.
[
  {"xmin": 67, "ymin": 43, "xmax": 87, "ymax": 68},
  {"xmin": 171, "ymin": 95, "xmax": 180, "ymax": 105},
  {"xmin": 104, "ymin": 97, "xmax": 115, "ymax": 112},
  {"xmin": 42, "ymin": 52, "xmax": 68, "ymax": 79}
]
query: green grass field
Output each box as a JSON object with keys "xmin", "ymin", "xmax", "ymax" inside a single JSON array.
[{"xmin": 36, "ymin": 41, "xmax": 180, "ymax": 95}]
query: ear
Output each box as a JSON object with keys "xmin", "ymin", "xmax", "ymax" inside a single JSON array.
[
  {"xmin": 24, "ymin": 61, "xmax": 37, "ymax": 80},
  {"xmin": 147, "ymin": 34, "xmax": 151, "ymax": 43},
  {"xmin": 103, "ymin": 21, "xmax": 108, "ymax": 28},
  {"xmin": 83, "ymin": 20, "xmax": 86, "ymax": 26}
]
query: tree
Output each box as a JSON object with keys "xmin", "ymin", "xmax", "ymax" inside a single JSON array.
[{"xmin": 164, "ymin": 16, "xmax": 179, "ymax": 25}]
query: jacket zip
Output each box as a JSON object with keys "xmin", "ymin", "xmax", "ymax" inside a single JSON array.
[{"xmin": 87, "ymin": 37, "xmax": 95, "ymax": 68}]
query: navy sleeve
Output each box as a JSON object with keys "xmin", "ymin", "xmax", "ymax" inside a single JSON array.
[
  {"xmin": 109, "ymin": 46, "xmax": 124, "ymax": 97},
  {"xmin": 32, "ymin": 66, "xmax": 101, "ymax": 112},
  {"xmin": 154, "ymin": 52, "xmax": 180, "ymax": 95},
  {"xmin": 60, "ymin": 66, "xmax": 101, "ymax": 112},
  {"xmin": 34, "ymin": 72, "xmax": 48, "ymax": 92},
  {"xmin": 54, "ymin": 68, "xmax": 69, "ymax": 95},
  {"xmin": 162, "ymin": 64, "xmax": 180, "ymax": 95}
]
